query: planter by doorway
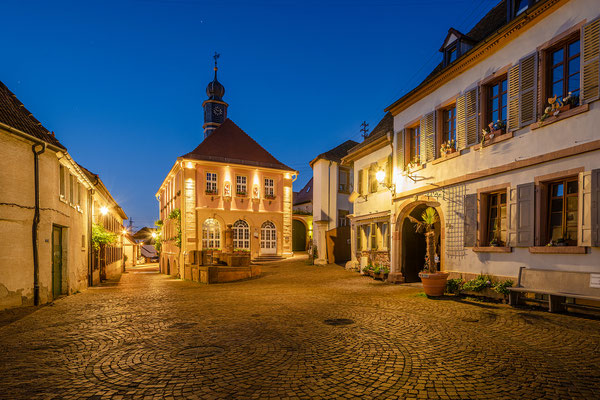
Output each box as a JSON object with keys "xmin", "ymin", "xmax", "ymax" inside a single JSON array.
[{"xmin": 419, "ymin": 271, "xmax": 449, "ymax": 297}]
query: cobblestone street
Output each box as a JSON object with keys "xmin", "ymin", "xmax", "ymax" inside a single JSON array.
[{"xmin": 1, "ymin": 256, "xmax": 599, "ymax": 400}]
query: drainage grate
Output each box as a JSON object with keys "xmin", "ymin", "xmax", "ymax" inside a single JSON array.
[
  {"xmin": 176, "ymin": 346, "xmax": 224, "ymax": 359},
  {"xmin": 324, "ymin": 318, "xmax": 355, "ymax": 326}
]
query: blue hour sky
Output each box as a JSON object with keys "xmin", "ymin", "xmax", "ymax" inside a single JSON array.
[{"xmin": 1, "ymin": 0, "xmax": 498, "ymax": 229}]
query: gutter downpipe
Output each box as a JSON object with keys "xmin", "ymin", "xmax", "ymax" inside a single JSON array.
[{"xmin": 32, "ymin": 143, "xmax": 46, "ymax": 306}]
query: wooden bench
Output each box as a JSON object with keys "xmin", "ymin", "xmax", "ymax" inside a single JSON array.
[{"xmin": 508, "ymin": 267, "xmax": 600, "ymax": 313}]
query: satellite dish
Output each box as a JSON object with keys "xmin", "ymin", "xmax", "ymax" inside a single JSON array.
[{"xmin": 349, "ymin": 191, "xmax": 359, "ymax": 203}]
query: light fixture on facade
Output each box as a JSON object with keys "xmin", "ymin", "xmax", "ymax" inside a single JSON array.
[
  {"xmin": 151, "ymin": 232, "xmax": 157, "ymax": 238},
  {"xmin": 376, "ymin": 169, "xmax": 395, "ymax": 192},
  {"xmin": 100, "ymin": 206, "xmax": 109, "ymax": 215},
  {"xmin": 186, "ymin": 162, "xmax": 194, "ymax": 169}
]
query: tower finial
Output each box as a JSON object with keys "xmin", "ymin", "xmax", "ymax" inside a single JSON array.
[{"xmin": 213, "ymin": 52, "xmax": 220, "ymax": 77}]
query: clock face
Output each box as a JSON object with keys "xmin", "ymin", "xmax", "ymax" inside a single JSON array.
[{"xmin": 213, "ymin": 106, "xmax": 223, "ymax": 116}]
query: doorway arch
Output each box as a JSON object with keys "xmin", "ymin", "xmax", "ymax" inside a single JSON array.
[
  {"xmin": 292, "ymin": 219, "xmax": 307, "ymax": 251},
  {"xmin": 394, "ymin": 198, "xmax": 445, "ymax": 283}
]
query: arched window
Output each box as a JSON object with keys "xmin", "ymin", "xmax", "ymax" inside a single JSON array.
[
  {"xmin": 233, "ymin": 220, "xmax": 250, "ymax": 250},
  {"xmin": 202, "ymin": 219, "xmax": 221, "ymax": 249}
]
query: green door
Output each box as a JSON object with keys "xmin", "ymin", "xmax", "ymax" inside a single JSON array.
[{"xmin": 52, "ymin": 225, "xmax": 63, "ymax": 298}]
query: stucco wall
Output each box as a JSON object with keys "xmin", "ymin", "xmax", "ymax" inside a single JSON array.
[{"xmin": 0, "ymin": 131, "xmax": 90, "ymax": 309}]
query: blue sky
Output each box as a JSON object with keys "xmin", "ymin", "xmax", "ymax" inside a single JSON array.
[{"xmin": 1, "ymin": 0, "xmax": 498, "ymax": 229}]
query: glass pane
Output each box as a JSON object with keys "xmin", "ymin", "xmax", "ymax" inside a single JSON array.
[
  {"xmin": 552, "ymin": 65, "xmax": 564, "ymax": 82},
  {"xmin": 568, "ymin": 73, "xmax": 580, "ymax": 93},
  {"xmin": 553, "ymin": 81, "xmax": 564, "ymax": 98},
  {"xmin": 492, "ymin": 84, "xmax": 498, "ymax": 97},
  {"xmin": 490, "ymin": 195, "xmax": 497, "ymax": 206},
  {"xmin": 500, "ymin": 206, "xmax": 507, "ymax": 219},
  {"xmin": 551, "ymin": 198, "xmax": 563, "ymax": 212},
  {"xmin": 552, "ymin": 183, "xmax": 564, "ymax": 197},
  {"xmin": 552, "ymin": 49, "xmax": 564, "ymax": 65},
  {"xmin": 566, "ymin": 211, "xmax": 577, "ymax": 224},
  {"xmin": 569, "ymin": 57, "xmax": 580, "ymax": 75},
  {"xmin": 569, "ymin": 40, "xmax": 580, "ymax": 57},
  {"xmin": 490, "ymin": 207, "xmax": 498, "ymax": 219},
  {"xmin": 567, "ymin": 197, "xmax": 578, "ymax": 212},
  {"xmin": 550, "ymin": 212, "xmax": 562, "ymax": 227},
  {"xmin": 500, "ymin": 193, "xmax": 507, "ymax": 204},
  {"xmin": 492, "ymin": 97, "xmax": 499, "ymax": 111},
  {"xmin": 492, "ymin": 110, "xmax": 499, "ymax": 122},
  {"xmin": 501, "ymin": 79, "xmax": 507, "ymax": 93},
  {"xmin": 501, "ymin": 93, "xmax": 507, "ymax": 107},
  {"xmin": 566, "ymin": 227, "xmax": 577, "ymax": 241},
  {"xmin": 567, "ymin": 181, "xmax": 578, "ymax": 194}
]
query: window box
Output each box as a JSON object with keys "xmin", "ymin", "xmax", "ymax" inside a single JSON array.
[
  {"xmin": 528, "ymin": 246, "xmax": 586, "ymax": 254},
  {"xmin": 531, "ymin": 104, "xmax": 588, "ymax": 130},
  {"xmin": 205, "ymin": 190, "xmax": 218, "ymax": 196},
  {"xmin": 236, "ymin": 191, "xmax": 247, "ymax": 197},
  {"xmin": 264, "ymin": 194, "xmax": 276, "ymax": 200},
  {"xmin": 472, "ymin": 246, "xmax": 512, "ymax": 253}
]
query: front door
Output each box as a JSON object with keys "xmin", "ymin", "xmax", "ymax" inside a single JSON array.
[
  {"xmin": 260, "ymin": 221, "xmax": 277, "ymax": 255},
  {"xmin": 52, "ymin": 225, "xmax": 63, "ymax": 298}
]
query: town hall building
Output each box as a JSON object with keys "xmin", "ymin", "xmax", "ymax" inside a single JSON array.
[{"xmin": 156, "ymin": 58, "xmax": 296, "ymax": 278}]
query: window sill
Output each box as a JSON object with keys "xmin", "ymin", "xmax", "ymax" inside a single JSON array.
[
  {"xmin": 431, "ymin": 151, "xmax": 460, "ymax": 165},
  {"xmin": 472, "ymin": 131, "xmax": 514, "ymax": 150},
  {"xmin": 472, "ymin": 246, "xmax": 512, "ymax": 253},
  {"xmin": 528, "ymin": 246, "xmax": 587, "ymax": 254},
  {"xmin": 530, "ymin": 104, "xmax": 589, "ymax": 130}
]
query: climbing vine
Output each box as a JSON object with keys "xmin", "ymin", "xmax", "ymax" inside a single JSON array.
[
  {"xmin": 168, "ymin": 209, "xmax": 182, "ymax": 249},
  {"xmin": 91, "ymin": 223, "xmax": 117, "ymax": 250}
]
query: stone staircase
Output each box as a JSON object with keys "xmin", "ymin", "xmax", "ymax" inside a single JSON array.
[{"xmin": 252, "ymin": 255, "xmax": 285, "ymax": 264}]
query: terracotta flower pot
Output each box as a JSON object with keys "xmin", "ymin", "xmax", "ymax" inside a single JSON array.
[{"xmin": 419, "ymin": 272, "xmax": 449, "ymax": 297}]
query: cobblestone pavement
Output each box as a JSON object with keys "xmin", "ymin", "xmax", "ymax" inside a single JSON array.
[{"xmin": 1, "ymin": 257, "xmax": 600, "ymax": 400}]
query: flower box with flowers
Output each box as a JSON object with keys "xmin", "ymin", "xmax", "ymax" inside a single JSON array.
[
  {"xmin": 236, "ymin": 191, "xmax": 247, "ymax": 197},
  {"xmin": 540, "ymin": 92, "xmax": 580, "ymax": 123},
  {"xmin": 481, "ymin": 120, "xmax": 506, "ymax": 146},
  {"xmin": 407, "ymin": 156, "xmax": 422, "ymax": 170},
  {"xmin": 440, "ymin": 140, "xmax": 456, "ymax": 157},
  {"xmin": 264, "ymin": 194, "xmax": 276, "ymax": 200},
  {"xmin": 205, "ymin": 190, "xmax": 218, "ymax": 196}
]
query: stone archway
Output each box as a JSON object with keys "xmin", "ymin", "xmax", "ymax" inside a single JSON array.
[
  {"xmin": 292, "ymin": 219, "xmax": 307, "ymax": 251},
  {"xmin": 391, "ymin": 198, "xmax": 445, "ymax": 283}
]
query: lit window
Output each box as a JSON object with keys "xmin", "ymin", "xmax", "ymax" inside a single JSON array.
[
  {"xmin": 486, "ymin": 192, "xmax": 507, "ymax": 246},
  {"xmin": 236, "ymin": 175, "xmax": 247, "ymax": 196},
  {"xmin": 547, "ymin": 178, "xmax": 578, "ymax": 245},
  {"xmin": 202, "ymin": 218, "xmax": 221, "ymax": 249},
  {"xmin": 206, "ymin": 172, "xmax": 218, "ymax": 194},
  {"xmin": 264, "ymin": 178, "xmax": 274, "ymax": 198},
  {"xmin": 233, "ymin": 220, "xmax": 250, "ymax": 249}
]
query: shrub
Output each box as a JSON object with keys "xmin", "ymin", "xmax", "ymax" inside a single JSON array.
[
  {"xmin": 446, "ymin": 278, "xmax": 463, "ymax": 294},
  {"xmin": 461, "ymin": 275, "xmax": 493, "ymax": 292},
  {"xmin": 492, "ymin": 279, "xmax": 514, "ymax": 295}
]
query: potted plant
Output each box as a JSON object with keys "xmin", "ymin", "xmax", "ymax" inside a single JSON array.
[
  {"xmin": 440, "ymin": 140, "xmax": 456, "ymax": 157},
  {"xmin": 373, "ymin": 264, "xmax": 381, "ymax": 280},
  {"xmin": 408, "ymin": 155, "xmax": 421, "ymax": 170},
  {"xmin": 381, "ymin": 266, "xmax": 390, "ymax": 280},
  {"xmin": 560, "ymin": 91, "xmax": 579, "ymax": 112},
  {"xmin": 409, "ymin": 207, "xmax": 448, "ymax": 297}
]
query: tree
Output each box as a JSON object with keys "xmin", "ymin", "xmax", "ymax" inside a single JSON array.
[{"xmin": 408, "ymin": 207, "xmax": 439, "ymax": 273}]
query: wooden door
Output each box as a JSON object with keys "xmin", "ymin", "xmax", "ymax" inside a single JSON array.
[{"xmin": 52, "ymin": 226, "xmax": 63, "ymax": 298}]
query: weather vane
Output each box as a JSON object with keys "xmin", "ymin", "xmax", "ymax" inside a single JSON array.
[{"xmin": 214, "ymin": 52, "xmax": 220, "ymax": 70}]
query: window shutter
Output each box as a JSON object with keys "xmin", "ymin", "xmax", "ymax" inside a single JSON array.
[
  {"xmin": 582, "ymin": 18, "xmax": 600, "ymax": 103},
  {"xmin": 518, "ymin": 53, "xmax": 538, "ymax": 127},
  {"xmin": 463, "ymin": 193, "xmax": 477, "ymax": 247},
  {"xmin": 507, "ymin": 64, "xmax": 520, "ymax": 131},
  {"xmin": 420, "ymin": 111, "xmax": 435, "ymax": 162},
  {"xmin": 398, "ymin": 129, "xmax": 405, "ymax": 172},
  {"xmin": 507, "ymin": 187, "xmax": 518, "ymax": 247},
  {"xmin": 456, "ymin": 94, "xmax": 466, "ymax": 150},
  {"xmin": 358, "ymin": 169, "xmax": 364, "ymax": 195},
  {"xmin": 578, "ymin": 171, "xmax": 592, "ymax": 247},
  {"xmin": 516, "ymin": 182, "xmax": 535, "ymax": 247},
  {"xmin": 465, "ymin": 87, "xmax": 479, "ymax": 146},
  {"xmin": 592, "ymin": 169, "xmax": 600, "ymax": 247},
  {"xmin": 386, "ymin": 155, "xmax": 392, "ymax": 186}
]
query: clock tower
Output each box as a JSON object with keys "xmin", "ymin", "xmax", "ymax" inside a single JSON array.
[{"xmin": 202, "ymin": 52, "xmax": 228, "ymax": 139}]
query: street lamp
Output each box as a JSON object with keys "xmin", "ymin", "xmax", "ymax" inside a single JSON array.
[{"xmin": 151, "ymin": 232, "xmax": 157, "ymax": 239}]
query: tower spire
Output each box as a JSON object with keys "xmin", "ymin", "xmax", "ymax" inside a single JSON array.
[{"xmin": 213, "ymin": 52, "xmax": 220, "ymax": 79}]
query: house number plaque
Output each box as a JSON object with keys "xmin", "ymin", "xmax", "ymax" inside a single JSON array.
[{"xmin": 590, "ymin": 274, "xmax": 600, "ymax": 289}]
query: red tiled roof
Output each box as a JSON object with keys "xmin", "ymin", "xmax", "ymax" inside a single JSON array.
[
  {"xmin": 0, "ymin": 81, "xmax": 65, "ymax": 149},
  {"xmin": 181, "ymin": 119, "xmax": 294, "ymax": 171}
]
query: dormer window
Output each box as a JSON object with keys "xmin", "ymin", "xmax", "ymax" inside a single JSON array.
[
  {"xmin": 439, "ymin": 28, "xmax": 475, "ymax": 67},
  {"xmin": 508, "ymin": 0, "xmax": 540, "ymax": 20},
  {"xmin": 446, "ymin": 45, "xmax": 458, "ymax": 65}
]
